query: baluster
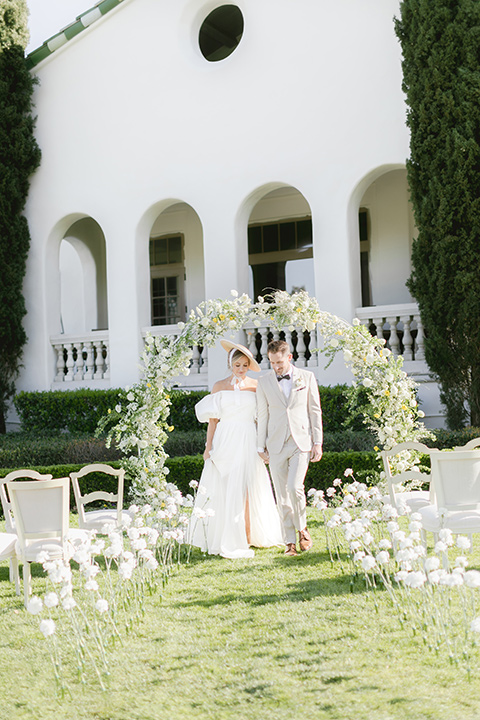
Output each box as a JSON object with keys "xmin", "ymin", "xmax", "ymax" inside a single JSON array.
[
  {"xmin": 83, "ymin": 341, "xmax": 95, "ymax": 380},
  {"xmin": 245, "ymin": 329, "xmax": 258, "ymax": 362},
  {"xmin": 202, "ymin": 345, "xmax": 209, "ymax": 372},
  {"xmin": 64, "ymin": 343, "xmax": 74, "ymax": 381},
  {"xmin": 372, "ymin": 317, "xmax": 385, "ymax": 343},
  {"xmin": 401, "ymin": 315, "xmax": 413, "ymax": 361},
  {"xmin": 74, "ymin": 342, "xmax": 85, "ymax": 381},
  {"xmin": 296, "ymin": 327, "xmax": 307, "ymax": 367},
  {"xmin": 54, "ymin": 344, "xmax": 65, "ymax": 382},
  {"xmin": 387, "ymin": 317, "xmax": 400, "ymax": 357},
  {"xmin": 259, "ymin": 327, "xmax": 269, "ymax": 368},
  {"xmin": 191, "ymin": 345, "xmax": 201, "ymax": 373},
  {"xmin": 307, "ymin": 327, "xmax": 318, "ymax": 368},
  {"xmin": 415, "ymin": 318, "xmax": 425, "ymax": 361},
  {"xmin": 103, "ymin": 342, "xmax": 110, "ymax": 380},
  {"xmin": 93, "ymin": 341, "xmax": 105, "ymax": 379},
  {"xmin": 284, "ymin": 328, "xmax": 293, "ymax": 361}
]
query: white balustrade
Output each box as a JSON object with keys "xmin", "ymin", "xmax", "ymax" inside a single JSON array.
[
  {"xmin": 355, "ymin": 303, "xmax": 425, "ymax": 362},
  {"xmin": 51, "ymin": 332, "xmax": 109, "ymax": 384},
  {"xmin": 241, "ymin": 321, "xmax": 321, "ymax": 369}
]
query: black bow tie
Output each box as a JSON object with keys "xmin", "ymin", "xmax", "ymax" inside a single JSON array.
[{"xmin": 277, "ymin": 374, "xmax": 291, "ymax": 382}]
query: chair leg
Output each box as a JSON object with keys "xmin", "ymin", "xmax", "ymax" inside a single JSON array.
[
  {"xmin": 421, "ymin": 528, "xmax": 427, "ymax": 549},
  {"xmin": 23, "ymin": 562, "xmax": 31, "ymax": 608},
  {"xmin": 10, "ymin": 558, "xmax": 20, "ymax": 596}
]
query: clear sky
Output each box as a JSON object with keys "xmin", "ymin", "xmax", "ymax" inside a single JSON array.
[{"xmin": 26, "ymin": 0, "xmax": 94, "ymax": 52}]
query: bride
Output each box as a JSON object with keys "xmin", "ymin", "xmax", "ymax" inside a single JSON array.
[{"xmin": 188, "ymin": 339, "xmax": 283, "ymax": 559}]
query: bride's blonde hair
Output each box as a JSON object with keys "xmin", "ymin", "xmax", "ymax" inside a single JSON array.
[{"xmin": 228, "ymin": 349, "xmax": 251, "ymax": 369}]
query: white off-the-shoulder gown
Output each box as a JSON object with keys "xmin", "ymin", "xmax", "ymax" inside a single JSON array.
[{"xmin": 188, "ymin": 390, "xmax": 283, "ymax": 559}]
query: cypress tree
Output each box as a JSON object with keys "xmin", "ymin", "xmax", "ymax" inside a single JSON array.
[
  {"xmin": 396, "ymin": 0, "xmax": 480, "ymax": 428},
  {"xmin": 0, "ymin": 0, "xmax": 41, "ymax": 432}
]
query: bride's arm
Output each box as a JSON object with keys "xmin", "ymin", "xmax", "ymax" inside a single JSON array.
[{"xmin": 204, "ymin": 418, "xmax": 219, "ymax": 460}]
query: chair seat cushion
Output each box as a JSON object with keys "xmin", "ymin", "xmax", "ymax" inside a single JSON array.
[
  {"xmin": 382, "ymin": 490, "xmax": 430, "ymax": 512},
  {"xmin": 83, "ymin": 509, "xmax": 133, "ymax": 530},
  {"xmin": 419, "ymin": 504, "xmax": 480, "ymax": 533},
  {"xmin": 18, "ymin": 538, "xmax": 64, "ymax": 562},
  {"xmin": 0, "ymin": 532, "xmax": 17, "ymax": 559},
  {"xmin": 67, "ymin": 528, "xmax": 91, "ymax": 546}
]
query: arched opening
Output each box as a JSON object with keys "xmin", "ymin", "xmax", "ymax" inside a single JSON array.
[
  {"xmin": 59, "ymin": 217, "xmax": 108, "ymax": 333},
  {"xmin": 247, "ymin": 186, "xmax": 314, "ymax": 300},
  {"xmin": 147, "ymin": 202, "xmax": 204, "ymax": 327},
  {"xmin": 357, "ymin": 168, "xmax": 415, "ymax": 307}
]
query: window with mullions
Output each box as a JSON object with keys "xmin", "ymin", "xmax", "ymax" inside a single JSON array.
[
  {"xmin": 248, "ymin": 219, "xmax": 313, "ymax": 255},
  {"xmin": 248, "ymin": 218, "xmax": 313, "ymax": 299},
  {"xmin": 149, "ymin": 235, "xmax": 183, "ymax": 266},
  {"xmin": 149, "ymin": 235, "xmax": 185, "ymax": 326}
]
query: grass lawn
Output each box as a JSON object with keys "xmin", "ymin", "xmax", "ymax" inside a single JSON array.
[{"xmin": 1, "ymin": 511, "xmax": 480, "ymax": 720}]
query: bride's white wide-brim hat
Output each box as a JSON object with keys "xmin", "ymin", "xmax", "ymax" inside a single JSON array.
[{"xmin": 220, "ymin": 339, "xmax": 261, "ymax": 372}]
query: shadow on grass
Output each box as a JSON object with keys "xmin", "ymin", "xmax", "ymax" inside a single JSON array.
[{"xmin": 172, "ymin": 558, "xmax": 370, "ymax": 609}]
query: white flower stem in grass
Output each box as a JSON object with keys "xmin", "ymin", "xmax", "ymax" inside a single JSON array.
[{"xmin": 312, "ymin": 471, "xmax": 480, "ymax": 676}]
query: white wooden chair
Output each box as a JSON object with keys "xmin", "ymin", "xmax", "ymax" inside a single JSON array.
[
  {"xmin": 0, "ymin": 470, "xmax": 52, "ymax": 593},
  {"xmin": 0, "ymin": 470, "xmax": 53, "ymax": 534},
  {"xmin": 0, "ymin": 532, "xmax": 20, "ymax": 596},
  {"xmin": 70, "ymin": 464, "xmax": 131, "ymax": 531},
  {"xmin": 418, "ymin": 449, "xmax": 480, "ymax": 542},
  {"xmin": 7, "ymin": 477, "xmax": 88, "ymax": 607},
  {"xmin": 381, "ymin": 441, "xmax": 437, "ymax": 513}
]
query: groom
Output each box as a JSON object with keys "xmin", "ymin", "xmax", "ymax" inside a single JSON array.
[{"xmin": 256, "ymin": 340, "xmax": 323, "ymax": 556}]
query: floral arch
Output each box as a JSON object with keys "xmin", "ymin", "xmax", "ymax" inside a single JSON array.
[{"xmin": 102, "ymin": 290, "xmax": 429, "ymax": 505}]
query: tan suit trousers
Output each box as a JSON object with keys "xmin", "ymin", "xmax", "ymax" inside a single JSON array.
[{"xmin": 268, "ymin": 435, "xmax": 310, "ymax": 544}]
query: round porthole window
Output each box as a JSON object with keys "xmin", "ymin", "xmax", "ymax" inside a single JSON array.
[{"xmin": 199, "ymin": 5, "xmax": 244, "ymax": 62}]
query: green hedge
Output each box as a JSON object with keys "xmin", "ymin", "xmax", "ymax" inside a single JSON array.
[
  {"xmin": 14, "ymin": 389, "xmax": 123, "ymax": 434},
  {"xmin": 0, "ymin": 433, "xmax": 123, "ymax": 468},
  {"xmin": 13, "ymin": 385, "xmax": 370, "ymax": 435},
  {"xmin": 0, "ymin": 451, "xmax": 380, "ymax": 513},
  {"xmin": 0, "ymin": 462, "xmax": 123, "ymax": 513},
  {"xmin": 164, "ymin": 451, "xmax": 380, "ymax": 496},
  {"xmin": 168, "ymin": 390, "xmax": 208, "ymax": 432}
]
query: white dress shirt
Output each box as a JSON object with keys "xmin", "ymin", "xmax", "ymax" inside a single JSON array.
[{"xmin": 277, "ymin": 365, "xmax": 294, "ymax": 399}]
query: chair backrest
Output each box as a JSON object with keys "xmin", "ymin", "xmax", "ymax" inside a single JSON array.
[
  {"xmin": 0, "ymin": 470, "xmax": 53, "ymax": 533},
  {"xmin": 70, "ymin": 464, "xmax": 125, "ymax": 526},
  {"xmin": 430, "ymin": 450, "xmax": 480, "ymax": 511},
  {"xmin": 381, "ymin": 441, "xmax": 436, "ymax": 507},
  {"xmin": 6, "ymin": 477, "xmax": 70, "ymax": 547}
]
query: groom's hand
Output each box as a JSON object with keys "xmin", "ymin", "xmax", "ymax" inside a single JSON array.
[
  {"xmin": 258, "ymin": 450, "xmax": 270, "ymax": 463},
  {"xmin": 310, "ymin": 444, "xmax": 323, "ymax": 462}
]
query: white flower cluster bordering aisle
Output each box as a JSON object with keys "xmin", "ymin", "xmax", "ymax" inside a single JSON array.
[{"xmin": 99, "ymin": 289, "xmax": 430, "ymax": 507}]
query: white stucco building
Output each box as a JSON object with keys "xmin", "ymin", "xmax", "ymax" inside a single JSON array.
[{"xmin": 13, "ymin": 0, "xmax": 444, "ymax": 426}]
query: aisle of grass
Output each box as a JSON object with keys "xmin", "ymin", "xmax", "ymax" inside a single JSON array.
[{"xmin": 1, "ymin": 512, "xmax": 480, "ymax": 720}]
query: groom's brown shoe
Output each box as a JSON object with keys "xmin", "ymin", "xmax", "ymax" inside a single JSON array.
[
  {"xmin": 284, "ymin": 543, "xmax": 298, "ymax": 557},
  {"xmin": 298, "ymin": 528, "xmax": 312, "ymax": 552}
]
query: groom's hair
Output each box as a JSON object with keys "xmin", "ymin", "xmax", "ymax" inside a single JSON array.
[{"xmin": 267, "ymin": 340, "xmax": 290, "ymax": 356}]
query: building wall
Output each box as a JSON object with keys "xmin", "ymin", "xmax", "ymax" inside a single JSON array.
[{"xmin": 20, "ymin": 0, "xmax": 410, "ymax": 396}]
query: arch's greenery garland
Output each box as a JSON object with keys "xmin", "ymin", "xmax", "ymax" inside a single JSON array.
[{"xmin": 101, "ymin": 290, "xmax": 430, "ymax": 505}]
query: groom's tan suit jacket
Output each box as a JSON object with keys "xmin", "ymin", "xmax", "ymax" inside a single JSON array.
[{"xmin": 256, "ymin": 367, "xmax": 323, "ymax": 455}]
